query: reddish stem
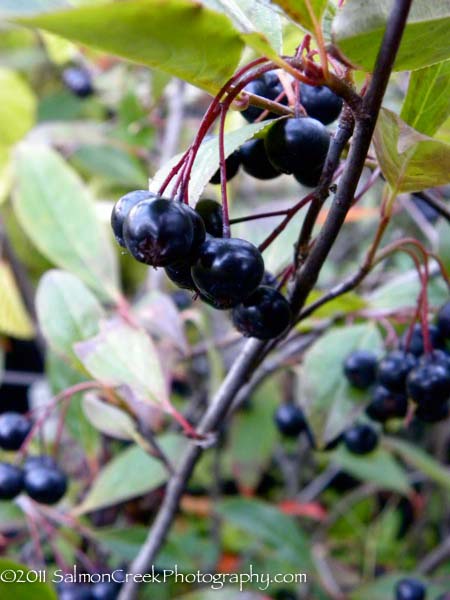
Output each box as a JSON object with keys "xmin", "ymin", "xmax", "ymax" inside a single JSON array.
[{"xmin": 219, "ymin": 104, "xmax": 231, "ymax": 237}]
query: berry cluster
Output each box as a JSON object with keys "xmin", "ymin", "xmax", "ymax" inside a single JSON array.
[
  {"xmin": 0, "ymin": 412, "xmax": 67, "ymax": 505},
  {"xmin": 111, "ymin": 193, "xmax": 292, "ymax": 339},
  {"xmin": 211, "ymin": 72, "xmax": 341, "ymax": 188},
  {"xmin": 344, "ymin": 303, "xmax": 450, "ymax": 425}
]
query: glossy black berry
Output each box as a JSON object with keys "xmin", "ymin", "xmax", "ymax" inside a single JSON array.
[
  {"xmin": 62, "ymin": 67, "xmax": 93, "ymax": 98},
  {"xmin": 123, "ymin": 198, "xmax": 199, "ymax": 267},
  {"xmin": 0, "ymin": 463, "xmax": 24, "ymax": 500},
  {"xmin": 344, "ymin": 424, "xmax": 379, "ymax": 455},
  {"xmin": 24, "ymin": 464, "xmax": 67, "ymax": 504},
  {"xmin": 401, "ymin": 323, "xmax": 445, "ymax": 356},
  {"xmin": 23, "ymin": 455, "xmax": 58, "ymax": 472},
  {"xmin": 0, "ymin": 412, "xmax": 32, "ymax": 451},
  {"xmin": 91, "ymin": 581, "xmax": 122, "ymax": 600},
  {"xmin": 165, "ymin": 259, "xmax": 196, "ymax": 290},
  {"xmin": 240, "ymin": 138, "xmax": 281, "ymax": 180},
  {"xmin": 323, "ymin": 433, "xmax": 344, "ymax": 451},
  {"xmin": 261, "ymin": 271, "xmax": 278, "ymax": 288},
  {"xmin": 395, "ymin": 577, "xmax": 426, "ymax": 600},
  {"xmin": 419, "ymin": 349, "xmax": 450, "ymax": 371},
  {"xmin": 407, "ymin": 363, "xmax": 450, "ymax": 407},
  {"xmin": 366, "ymin": 386, "xmax": 408, "ymax": 422},
  {"xmin": 232, "ymin": 286, "xmax": 291, "ymax": 339},
  {"xmin": 265, "ymin": 117, "xmax": 330, "ymax": 187},
  {"xmin": 377, "ymin": 351, "xmax": 417, "ymax": 393},
  {"xmin": 210, "ymin": 151, "xmax": 240, "ymax": 185},
  {"xmin": 274, "ymin": 404, "xmax": 306, "ymax": 437},
  {"xmin": 299, "ymin": 83, "xmax": 343, "ymax": 125},
  {"xmin": 111, "ymin": 190, "xmax": 154, "ymax": 248},
  {"xmin": 415, "ymin": 402, "xmax": 449, "ymax": 423},
  {"xmin": 241, "ymin": 71, "xmax": 286, "ymax": 122},
  {"xmin": 192, "ymin": 237, "xmax": 264, "ymax": 309},
  {"xmin": 437, "ymin": 301, "xmax": 450, "ymax": 340},
  {"xmin": 195, "ymin": 199, "xmax": 223, "ymax": 238},
  {"xmin": 343, "ymin": 350, "xmax": 378, "ymax": 389}
]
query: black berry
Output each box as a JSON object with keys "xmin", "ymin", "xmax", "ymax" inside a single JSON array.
[
  {"xmin": 23, "ymin": 455, "xmax": 58, "ymax": 472},
  {"xmin": 210, "ymin": 151, "xmax": 240, "ymax": 185},
  {"xmin": 344, "ymin": 424, "xmax": 379, "ymax": 455},
  {"xmin": 415, "ymin": 402, "xmax": 449, "ymax": 423},
  {"xmin": 241, "ymin": 71, "xmax": 286, "ymax": 122},
  {"xmin": 111, "ymin": 190, "xmax": 154, "ymax": 248},
  {"xmin": 265, "ymin": 117, "xmax": 330, "ymax": 187},
  {"xmin": 0, "ymin": 412, "xmax": 32, "ymax": 451},
  {"xmin": 62, "ymin": 67, "xmax": 93, "ymax": 98},
  {"xmin": 57, "ymin": 583, "xmax": 93, "ymax": 600},
  {"xmin": 91, "ymin": 581, "xmax": 122, "ymax": 600},
  {"xmin": 0, "ymin": 463, "xmax": 24, "ymax": 500},
  {"xmin": 123, "ymin": 198, "xmax": 202, "ymax": 267},
  {"xmin": 437, "ymin": 301, "xmax": 450, "ymax": 340},
  {"xmin": 366, "ymin": 386, "xmax": 408, "ymax": 422},
  {"xmin": 377, "ymin": 351, "xmax": 417, "ymax": 392},
  {"xmin": 343, "ymin": 350, "xmax": 378, "ymax": 389},
  {"xmin": 195, "ymin": 199, "xmax": 223, "ymax": 237},
  {"xmin": 407, "ymin": 363, "xmax": 450, "ymax": 407},
  {"xmin": 232, "ymin": 286, "xmax": 291, "ymax": 339},
  {"xmin": 395, "ymin": 578, "xmax": 426, "ymax": 600},
  {"xmin": 401, "ymin": 323, "xmax": 445, "ymax": 356},
  {"xmin": 165, "ymin": 260, "xmax": 196, "ymax": 290},
  {"xmin": 261, "ymin": 271, "xmax": 278, "ymax": 287},
  {"xmin": 24, "ymin": 464, "xmax": 67, "ymax": 504},
  {"xmin": 274, "ymin": 404, "xmax": 306, "ymax": 437},
  {"xmin": 192, "ymin": 237, "xmax": 264, "ymax": 309},
  {"xmin": 299, "ymin": 83, "xmax": 343, "ymax": 125},
  {"xmin": 240, "ymin": 138, "xmax": 281, "ymax": 180}
]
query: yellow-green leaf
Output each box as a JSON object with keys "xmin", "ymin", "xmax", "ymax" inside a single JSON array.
[{"xmin": 0, "ymin": 260, "xmax": 34, "ymax": 339}]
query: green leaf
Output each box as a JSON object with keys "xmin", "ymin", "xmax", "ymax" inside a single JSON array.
[
  {"xmin": 203, "ymin": 0, "xmax": 282, "ymax": 53},
  {"xmin": 228, "ymin": 378, "xmax": 279, "ymax": 490},
  {"xmin": 298, "ymin": 323, "xmax": 383, "ymax": 447},
  {"xmin": 373, "ymin": 108, "xmax": 450, "ymax": 193},
  {"xmin": 330, "ymin": 446, "xmax": 411, "ymax": 494},
  {"xmin": 82, "ymin": 393, "xmax": 138, "ymax": 441},
  {"xmin": 333, "ymin": 0, "xmax": 450, "ymax": 72},
  {"xmin": 384, "ymin": 437, "xmax": 450, "ymax": 492},
  {"xmin": 71, "ymin": 144, "xmax": 147, "ymax": 187},
  {"xmin": 217, "ymin": 498, "xmax": 312, "ymax": 567},
  {"xmin": 75, "ymin": 434, "xmax": 185, "ymax": 514},
  {"xmin": 368, "ymin": 269, "xmax": 449, "ymax": 311},
  {"xmin": 0, "ymin": 260, "xmax": 34, "ymax": 339},
  {"xmin": 0, "ymin": 559, "xmax": 56, "ymax": 600},
  {"xmin": 271, "ymin": 0, "xmax": 328, "ymax": 34},
  {"xmin": 36, "ymin": 270, "xmax": 105, "ymax": 369},
  {"xmin": 350, "ymin": 573, "xmax": 445, "ymax": 600},
  {"xmin": 150, "ymin": 120, "xmax": 273, "ymax": 204},
  {"xmin": 303, "ymin": 289, "xmax": 367, "ymax": 320},
  {"xmin": 15, "ymin": 0, "xmax": 244, "ymax": 95},
  {"xmin": 93, "ymin": 526, "xmax": 148, "ymax": 562},
  {"xmin": 0, "ymin": 67, "xmax": 36, "ymax": 148},
  {"xmin": 401, "ymin": 60, "xmax": 450, "ymax": 137},
  {"xmin": 74, "ymin": 318, "xmax": 169, "ymax": 406},
  {"xmin": 13, "ymin": 144, "xmax": 119, "ymax": 301}
]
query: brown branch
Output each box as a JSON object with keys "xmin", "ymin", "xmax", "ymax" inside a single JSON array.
[{"xmin": 119, "ymin": 2, "xmax": 413, "ymax": 597}]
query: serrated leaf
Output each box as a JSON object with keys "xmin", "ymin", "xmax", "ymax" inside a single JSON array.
[
  {"xmin": 373, "ymin": 108, "xmax": 450, "ymax": 193},
  {"xmin": 401, "ymin": 60, "xmax": 450, "ymax": 137},
  {"xmin": 14, "ymin": 0, "xmax": 244, "ymax": 95},
  {"xmin": 298, "ymin": 323, "xmax": 383, "ymax": 447},
  {"xmin": 203, "ymin": 0, "xmax": 282, "ymax": 53},
  {"xmin": 333, "ymin": 0, "xmax": 450, "ymax": 72},
  {"xmin": 82, "ymin": 393, "xmax": 138, "ymax": 441},
  {"xmin": 13, "ymin": 144, "xmax": 119, "ymax": 301},
  {"xmin": 228, "ymin": 378, "xmax": 279, "ymax": 491},
  {"xmin": 36, "ymin": 270, "xmax": 105, "ymax": 369},
  {"xmin": 384, "ymin": 437, "xmax": 450, "ymax": 492},
  {"xmin": 271, "ymin": 0, "xmax": 328, "ymax": 34},
  {"xmin": 217, "ymin": 498, "xmax": 313, "ymax": 567},
  {"xmin": 330, "ymin": 446, "xmax": 411, "ymax": 494},
  {"xmin": 74, "ymin": 318, "xmax": 169, "ymax": 407},
  {"xmin": 0, "ymin": 260, "xmax": 34, "ymax": 339},
  {"xmin": 74, "ymin": 434, "xmax": 184, "ymax": 514},
  {"xmin": 0, "ymin": 559, "xmax": 56, "ymax": 600},
  {"xmin": 149, "ymin": 120, "xmax": 273, "ymax": 204}
]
